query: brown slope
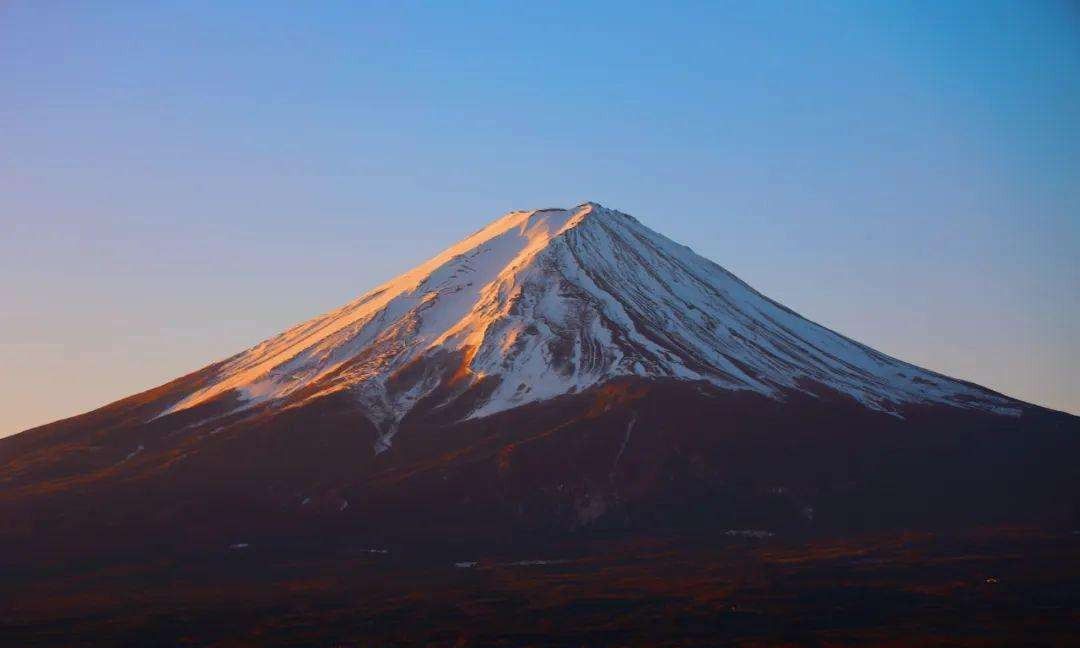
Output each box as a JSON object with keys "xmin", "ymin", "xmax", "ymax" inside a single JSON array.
[{"xmin": 1, "ymin": 376, "xmax": 1076, "ymax": 569}]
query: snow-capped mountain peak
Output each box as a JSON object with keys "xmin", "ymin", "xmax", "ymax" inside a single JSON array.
[{"xmin": 160, "ymin": 203, "xmax": 1017, "ymax": 449}]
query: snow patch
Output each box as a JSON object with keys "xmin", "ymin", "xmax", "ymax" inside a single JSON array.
[{"xmin": 121, "ymin": 444, "xmax": 144, "ymax": 463}]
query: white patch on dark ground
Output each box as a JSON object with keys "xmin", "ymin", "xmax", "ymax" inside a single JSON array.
[
  {"xmin": 121, "ymin": 444, "xmax": 144, "ymax": 463},
  {"xmin": 373, "ymin": 422, "xmax": 398, "ymax": 455},
  {"xmin": 723, "ymin": 530, "xmax": 775, "ymax": 539},
  {"xmin": 610, "ymin": 412, "xmax": 637, "ymax": 481}
]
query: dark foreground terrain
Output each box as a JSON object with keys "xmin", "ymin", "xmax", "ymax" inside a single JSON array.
[
  {"xmin": 3, "ymin": 527, "xmax": 1077, "ymax": 647},
  {"xmin": 3, "ymin": 379, "xmax": 1078, "ymax": 646}
]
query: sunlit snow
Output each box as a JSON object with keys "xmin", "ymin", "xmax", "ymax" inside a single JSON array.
[{"xmin": 156, "ymin": 202, "xmax": 1019, "ymax": 452}]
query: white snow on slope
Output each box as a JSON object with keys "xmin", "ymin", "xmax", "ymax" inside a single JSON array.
[{"xmin": 159, "ymin": 203, "xmax": 1018, "ymax": 444}]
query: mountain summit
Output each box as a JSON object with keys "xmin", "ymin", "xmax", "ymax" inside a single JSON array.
[
  {"xmin": 164, "ymin": 202, "xmax": 1013, "ymax": 452},
  {"xmin": 2, "ymin": 204, "xmax": 1075, "ymax": 562}
]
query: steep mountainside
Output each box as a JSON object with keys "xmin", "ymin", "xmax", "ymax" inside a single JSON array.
[{"xmin": 160, "ymin": 203, "xmax": 1014, "ymax": 452}]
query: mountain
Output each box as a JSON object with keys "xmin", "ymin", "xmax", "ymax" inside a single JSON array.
[
  {"xmin": 160, "ymin": 202, "xmax": 1016, "ymax": 435},
  {"xmin": 1, "ymin": 203, "xmax": 1077, "ymax": 562}
]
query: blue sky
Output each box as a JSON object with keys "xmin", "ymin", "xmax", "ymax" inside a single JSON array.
[{"xmin": 2, "ymin": 1, "xmax": 1078, "ymax": 435}]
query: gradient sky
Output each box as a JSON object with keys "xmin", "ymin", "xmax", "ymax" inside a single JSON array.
[{"xmin": 2, "ymin": 2, "xmax": 1078, "ymax": 436}]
